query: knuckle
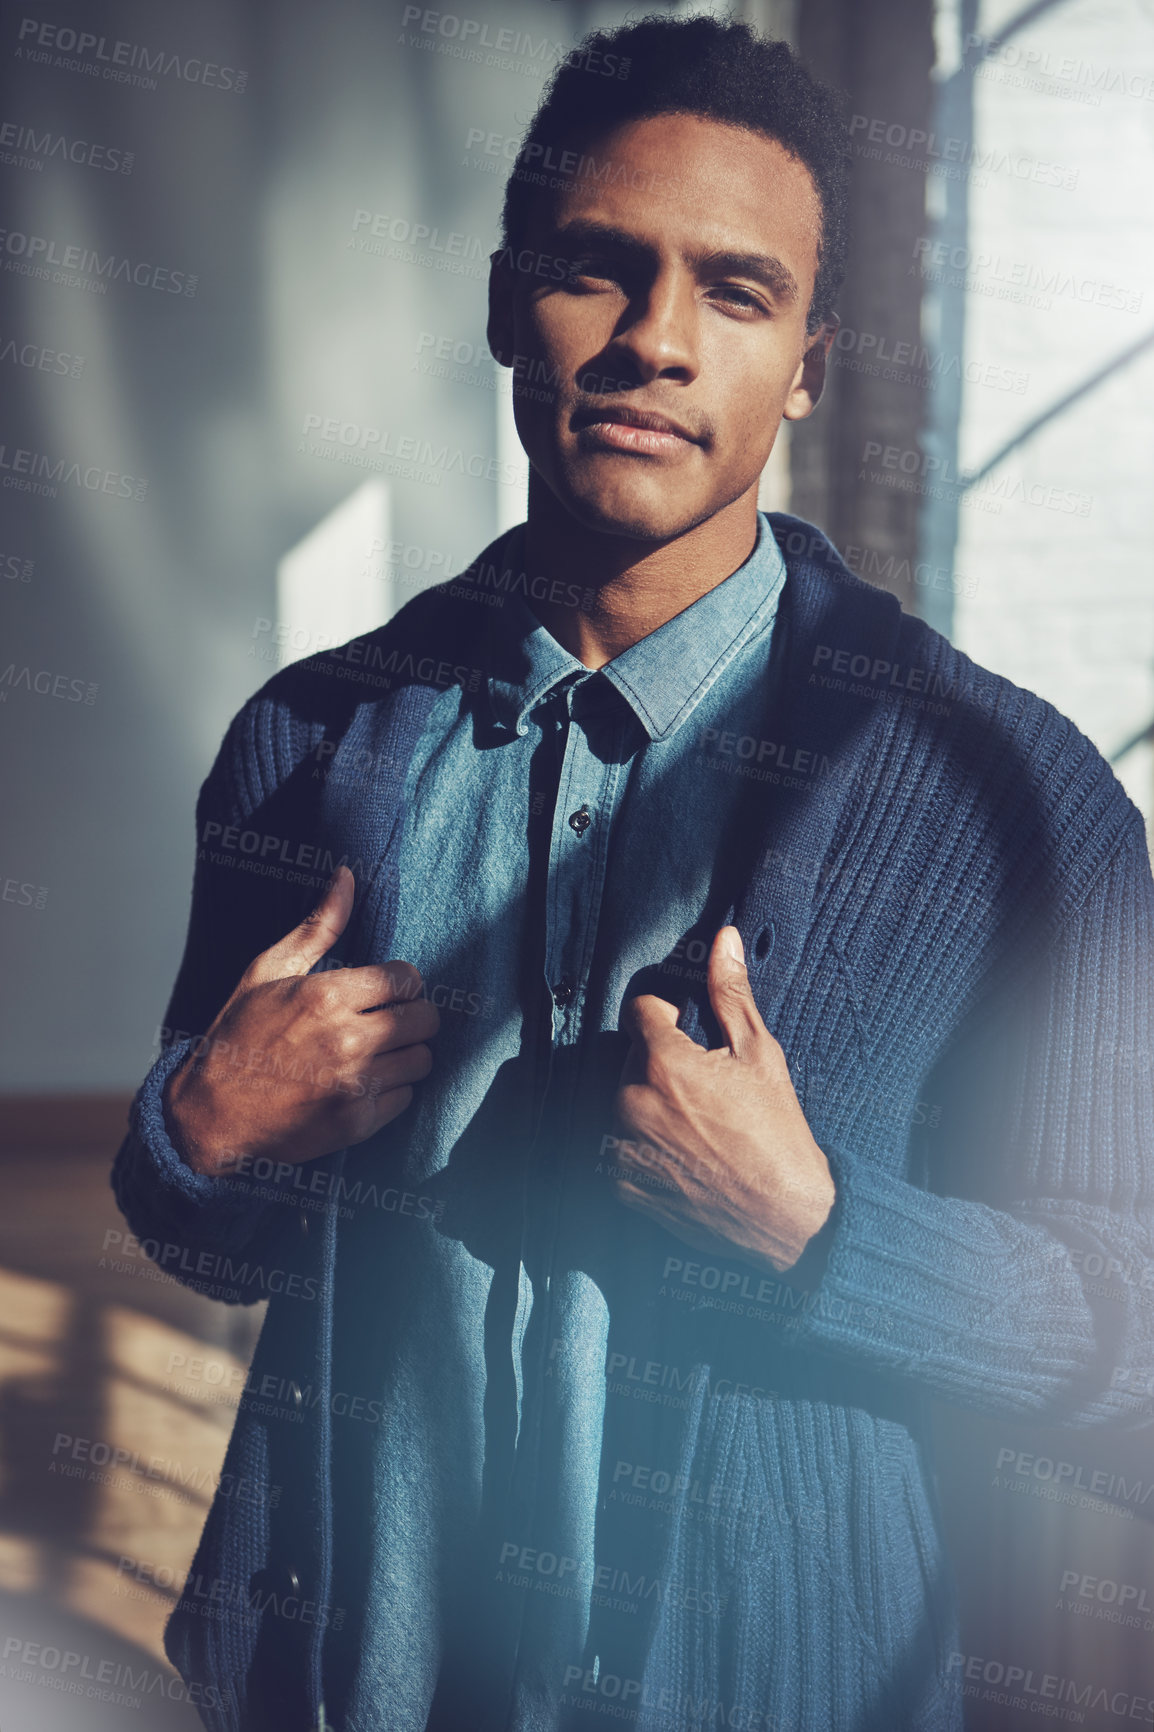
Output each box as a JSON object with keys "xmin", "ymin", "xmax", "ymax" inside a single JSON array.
[
  {"xmin": 364, "ymin": 963, "xmax": 402, "ymax": 1002},
  {"xmin": 336, "ymin": 1023, "xmax": 364, "ymax": 1061},
  {"xmin": 342, "ymin": 1102, "xmax": 378, "ymax": 1146},
  {"xmin": 408, "ymin": 1042, "xmax": 434, "ymax": 1079},
  {"xmin": 383, "ymin": 960, "xmax": 422, "ymax": 999},
  {"xmin": 311, "ymin": 974, "xmax": 345, "ymax": 1014},
  {"xmin": 379, "ymin": 1083, "xmax": 414, "ymax": 1124},
  {"xmin": 395, "ymin": 998, "xmax": 440, "ymax": 1040}
]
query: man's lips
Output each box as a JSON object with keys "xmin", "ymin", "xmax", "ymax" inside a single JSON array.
[{"xmin": 571, "ymin": 405, "xmax": 704, "ymax": 452}]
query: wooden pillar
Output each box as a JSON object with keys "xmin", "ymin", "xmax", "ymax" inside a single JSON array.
[{"xmin": 789, "ymin": 0, "xmax": 937, "ymax": 613}]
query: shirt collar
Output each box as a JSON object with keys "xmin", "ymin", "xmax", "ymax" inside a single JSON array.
[{"xmin": 480, "ymin": 511, "xmax": 786, "ymax": 743}]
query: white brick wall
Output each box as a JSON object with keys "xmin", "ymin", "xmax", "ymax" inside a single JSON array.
[{"xmin": 951, "ymin": 0, "xmax": 1154, "ymax": 832}]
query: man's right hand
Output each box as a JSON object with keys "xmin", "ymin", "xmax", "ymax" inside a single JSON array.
[{"xmin": 162, "ymin": 865, "xmax": 440, "ymax": 1177}]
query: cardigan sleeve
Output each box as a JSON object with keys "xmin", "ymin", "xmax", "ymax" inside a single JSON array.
[
  {"xmin": 786, "ymin": 817, "xmax": 1154, "ymax": 1427},
  {"xmin": 110, "ymin": 693, "xmax": 329, "ymax": 1307}
]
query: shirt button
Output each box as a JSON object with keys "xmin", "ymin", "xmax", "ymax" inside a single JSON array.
[
  {"xmin": 568, "ymin": 804, "xmax": 591, "ymax": 836},
  {"xmin": 250, "ymin": 1564, "xmax": 301, "ymax": 1598},
  {"xmin": 553, "ymin": 976, "xmax": 576, "ymax": 1007}
]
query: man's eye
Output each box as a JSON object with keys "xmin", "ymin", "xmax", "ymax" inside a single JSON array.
[
  {"xmin": 565, "ymin": 258, "xmax": 616, "ymax": 281},
  {"xmin": 712, "ymin": 286, "xmax": 765, "ymax": 310}
]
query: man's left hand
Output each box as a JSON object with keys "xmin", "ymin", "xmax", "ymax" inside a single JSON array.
[{"xmin": 611, "ymin": 926, "xmax": 836, "ymax": 1273}]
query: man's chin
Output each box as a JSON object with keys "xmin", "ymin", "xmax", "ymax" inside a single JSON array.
[{"xmin": 551, "ymin": 480, "xmax": 713, "ymax": 544}]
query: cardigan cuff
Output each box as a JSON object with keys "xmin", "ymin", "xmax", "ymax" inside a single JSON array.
[
  {"xmin": 779, "ymin": 1143, "xmax": 1093, "ymax": 1400},
  {"xmin": 117, "ymin": 1038, "xmax": 283, "ymax": 1252}
]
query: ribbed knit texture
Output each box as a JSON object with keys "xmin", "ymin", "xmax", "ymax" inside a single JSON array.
[{"xmin": 110, "ymin": 514, "xmax": 1154, "ymax": 1732}]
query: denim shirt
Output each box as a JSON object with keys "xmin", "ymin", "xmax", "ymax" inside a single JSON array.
[{"xmin": 324, "ymin": 513, "xmax": 787, "ymax": 1729}]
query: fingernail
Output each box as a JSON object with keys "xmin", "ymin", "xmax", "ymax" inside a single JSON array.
[{"xmin": 722, "ymin": 927, "xmax": 744, "ymax": 964}]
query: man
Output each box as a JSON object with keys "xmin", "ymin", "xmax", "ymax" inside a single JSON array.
[{"xmin": 112, "ymin": 15, "xmax": 1154, "ymax": 1732}]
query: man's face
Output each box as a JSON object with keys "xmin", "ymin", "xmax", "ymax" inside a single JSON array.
[{"xmin": 487, "ymin": 112, "xmax": 836, "ymax": 542}]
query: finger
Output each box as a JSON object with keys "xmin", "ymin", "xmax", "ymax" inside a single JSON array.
[
  {"xmin": 248, "ymin": 865, "xmax": 355, "ymax": 984},
  {"xmin": 620, "ymin": 992, "xmax": 683, "ymax": 1048},
  {"xmin": 706, "ymin": 926, "xmax": 765, "ymax": 1060},
  {"xmin": 341, "ymin": 959, "xmax": 426, "ymax": 1010},
  {"xmin": 344, "ymin": 1082, "xmax": 416, "ymax": 1145},
  {"xmin": 357, "ymin": 1040, "xmax": 434, "ymax": 1097},
  {"xmin": 365, "ymin": 994, "xmax": 441, "ymax": 1053}
]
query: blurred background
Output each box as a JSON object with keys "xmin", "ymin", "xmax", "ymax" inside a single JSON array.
[{"xmin": 0, "ymin": 0, "xmax": 1152, "ymax": 1724}]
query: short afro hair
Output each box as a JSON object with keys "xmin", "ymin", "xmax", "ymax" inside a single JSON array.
[{"xmin": 498, "ymin": 13, "xmax": 851, "ymax": 335}]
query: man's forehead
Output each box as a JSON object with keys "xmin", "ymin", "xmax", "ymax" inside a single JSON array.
[{"xmin": 539, "ymin": 114, "xmax": 822, "ymax": 259}]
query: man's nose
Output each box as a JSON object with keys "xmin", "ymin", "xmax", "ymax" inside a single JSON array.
[{"xmin": 612, "ymin": 271, "xmax": 700, "ymax": 382}]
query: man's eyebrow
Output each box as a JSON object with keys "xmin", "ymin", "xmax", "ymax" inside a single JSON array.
[
  {"xmin": 692, "ymin": 248, "xmax": 799, "ymax": 303},
  {"xmin": 543, "ymin": 220, "xmax": 799, "ymax": 303}
]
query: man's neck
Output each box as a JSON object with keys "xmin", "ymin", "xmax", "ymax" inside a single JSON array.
[{"xmin": 521, "ymin": 474, "xmax": 761, "ymax": 670}]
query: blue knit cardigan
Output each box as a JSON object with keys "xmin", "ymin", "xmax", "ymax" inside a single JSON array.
[{"xmin": 112, "ymin": 514, "xmax": 1154, "ymax": 1732}]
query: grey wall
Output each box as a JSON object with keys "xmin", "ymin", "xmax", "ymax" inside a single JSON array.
[{"xmin": 0, "ymin": 0, "xmax": 642, "ymax": 1088}]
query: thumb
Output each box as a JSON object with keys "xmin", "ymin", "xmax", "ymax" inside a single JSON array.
[
  {"xmin": 246, "ymin": 864, "xmax": 355, "ymax": 984},
  {"xmin": 706, "ymin": 926, "xmax": 765, "ymax": 1059}
]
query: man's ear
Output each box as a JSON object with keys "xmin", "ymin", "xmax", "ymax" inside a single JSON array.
[
  {"xmin": 487, "ymin": 249, "xmax": 516, "ymax": 370},
  {"xmin": 782, "ymin": 315, "xmax": 839, "ymax": 421}
]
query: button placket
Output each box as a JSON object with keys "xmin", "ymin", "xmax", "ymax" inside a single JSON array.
[{"xmin": 543, "ymin": 687, "xmax": 602, "ymax": 1042}]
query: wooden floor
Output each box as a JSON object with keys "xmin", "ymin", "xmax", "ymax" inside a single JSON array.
[{"xmin": 0, "ymin": 1095, "xmax": 263, "ymax": 1729}]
